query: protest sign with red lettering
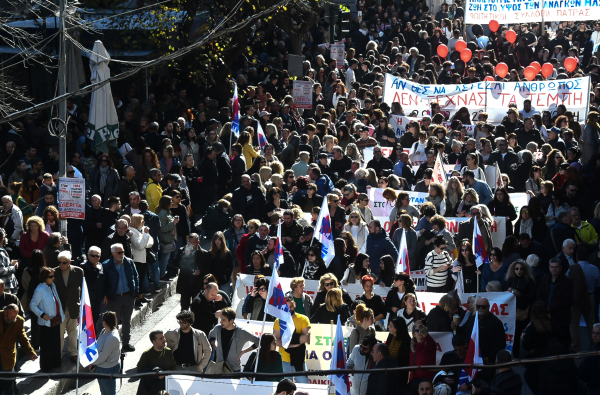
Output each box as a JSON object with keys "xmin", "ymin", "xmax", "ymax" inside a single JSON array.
[
  {"xmin": 58, "ymin": 177, "xmax": 85, "ymax": 219},
  {"xmin": 293, "ymin": 80, "xmax": 314, "ymax": 109},
  {"xmin": 465, "ymin": 0, "xmax": 600, "ymax": 24}
]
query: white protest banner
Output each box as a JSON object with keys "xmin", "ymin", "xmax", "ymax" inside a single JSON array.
[
  {"xmin": 384, "ymin": 74, "xmax": 590, "ymax": 124},
  {"xmin": 363, "ymin": 147, "xmax": 373, "ymax": 165},
  {"xmin": 293, "ymin": 80, "xmax": 313, "ymax": 110},
  {"xmin": 417, "ymin": 292, "xmax": 517, "ymax": 351},
  {"xmin": 58, "ymin": 177, "xmax": 85, "ymax": 219},
  {"xmin": 372, "ymin": 214, "xmax": 506, "ymax": 249},
  {"xmin": 383, "ymin": 74, "xmax": 487, "ymax": 121},
  {"xmin": 232, "ymin": 274, "xmax": 389, "ymax": 318},
  {"xmin": 486, "ymin": 78, "xmax": 590, "ymax": 123},
  {"xmin": 509, "ymin": 193, "xmax": 529, "ymax": 221},
  {"xmin": 389, "ymin": 114, "xmax": 420, "ymax": 139},
  {"xmin": 411, "ymin": 269, "xmax": 428, "ymax": 291},
  {"xmin": 410, "ymin": 152, "xmax": 426, "ymax": 167},
  {"xmin": 367, "ymin": 188, "xmax": 429, "ymax": 218},
  {"xmin": 330, "ymin": 44, "xmax": 345, "ymax": 69},
  {"xmin": 167, "ymin": 377, "xmax": 329, "ymax": 395},
  {"xmin": 234, "ymin": 321, "xmax": 452, "ymax": 384},
  {"xmin": 465, "ymin": 0, "xmax": 599, "ymax": 24}
]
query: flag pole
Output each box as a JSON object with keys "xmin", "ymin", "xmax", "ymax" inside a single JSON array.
[
  {"xmin": 255, "ymin": 269, "xmax": 276, "ymax": 378},
  {"xmin": 302, "ymin": 197, "xmax": 327, "ymax": 277},
  {"xmin": 76, "ymin": 281, "xmax": 85, "ymax": 395},
  {"xmin": 328, "ymin": 319, "xmax": 334, "ymax": 395}
]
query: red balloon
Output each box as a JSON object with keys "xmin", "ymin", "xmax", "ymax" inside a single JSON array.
[
  {"xmin": 506, "ymin": 30, "xmax": 517, "ymax": 43},
  {"xmin": 489, "ymin": 20, "xmax": 499, "ymax": 32},
  {"xmin": 530, "ymin": 61, "xmax": 541, "ymax": 74},
  {"xmin": 484, "ymin": 76, "xmax": 495, "ymax": 82},
  {"xmin": 564, "ymin": 56, "xmax": 578, "ymax": 72},
  {"xmin": 460, "ymin": 49, "xmax": 472, "ymax": 62},
  {"xmin": 541, "ymin": 63, "xmax": 554, "ymax": 78},
  {"xmin": 495, "ymin": 62, "xmax": 509, "ymax": 78},
  {"xmin": 455, "ymin": 40, "xmax": 467, "ymax": 52},
  {"xmin": 437, "ymin": 44, "xmax": 448, "ymax": 58},
  {"xmin": 524, "ymin": 66, "xmax": 537, "ymax": 81}
]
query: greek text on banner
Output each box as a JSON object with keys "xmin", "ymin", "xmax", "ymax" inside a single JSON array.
[{"xmin": 465, "ymin": 0, "xmax": 600, "ymax": 24}]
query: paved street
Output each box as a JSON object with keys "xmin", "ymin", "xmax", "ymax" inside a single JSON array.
[{"xmin": 62, "ymin": 294, "xmax": 182, "ymax": 395}]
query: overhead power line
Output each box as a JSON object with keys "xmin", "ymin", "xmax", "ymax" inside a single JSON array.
[{"xmin": 0, "ymin": 0, "xmax": 294, "ymax": 124}]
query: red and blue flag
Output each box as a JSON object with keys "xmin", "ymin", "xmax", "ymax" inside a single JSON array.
[
  {"xmin": 472, "ymin": 217, "xmax": 488, "ymax": 268},
  {"xmin": 77, "ymin": 278, "xmax": 98, "ymax": 367},
  {"xmin": 329, "ymin": 316, "xmax": 350, "ymax": 395},
  {"xmin": 265, "ymin": 269, "xmax": 295, "ymax": 348}
]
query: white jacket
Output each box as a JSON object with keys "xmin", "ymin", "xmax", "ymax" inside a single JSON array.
[
  {"xmin": 30, "ymin": 282, "xmax": 65, "ymax": 327},
  {"xmin": 129, "ymin": 227, "xmax": 154, "ymax": 263}
]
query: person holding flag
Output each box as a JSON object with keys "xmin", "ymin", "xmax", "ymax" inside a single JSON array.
[
  {"xmin": 313, "ymin": 194, "xmax": 335, "ymax": 268},
  {"xmin": 90, "ymin": 311, "xmax": 120, "ymax": 395},
  {"xmin": 274, "ymin": 295, "xmax": 311, "ymax": 384},
  {"xmin": 231, "ymin": 83, "xmax": 240, "ymax": 139},
  {"xmin": 329, "ymin": 316, "xmax": 351, "ymax": 395},
  {"xmin": 257, "ymin": 123, "xmax": 269, "ymax": 153},
  {"xmin": 458, "ymin": 297, "xmax": 506, "ymax": 384},
  {"xmin": 455, "ymin": 205, "xmax": 491, "ymax": 261}
]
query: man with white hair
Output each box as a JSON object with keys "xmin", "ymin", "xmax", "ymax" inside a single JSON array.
[
  {"xmin": 0, "ymin": 196, "xmax": 23, "ymax": 245},
  {"xmin": 103, "ymin": 243, "xmax": 139, "ymax": 352},
  {"xmin": 53, "ymin": 250, "xmax": 84, "ymax": 363},
  {"xmin": 555, "ymin": 238, "xmax": 576, "ymax": 273},
  {"xmin": 81, "ymin": 246, "xmax": 106, "ymax": 327}
]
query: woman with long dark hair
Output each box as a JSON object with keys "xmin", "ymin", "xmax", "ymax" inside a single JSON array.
[
  {"xmin": 481, "ymin": 247, "xmax": 508, "ymax": 290},
  {"xmin": 377, "ymin": 255, "xmax": 395, "ymax": 287},
  {"xmin": 386, "ymin": 316, "xmax": 411, "ymax": 387},
  {"xmin": 179, "ymin": 128, "xmax": 201, "ymax": 166},
  {"xmin": 209, "ymin": 231, "xmax": 233, "ymax": 295},
  {"xmin": 486, "ymin": 187, "xmax": 517, "ymax": 235},
  {"xmin": 506, "ymin": 259, "xmax": 536, "ymax": 357},
  {"xmin": 342, "ymin": 253, "xmax": 371, "ymax": 285},
  {"xmin": 243, "ymin": 333, "xmax": 283, "ymax": 381},
  {"xmin": 90, "ymin": 154, "xmax": 119, "ymax": 202},
  {"xmin": 137, "ymin": 148, "xmax": 160, "ymax": 187},
  {"xmin": 452, "ymin": 240, "xmax": 480, "ymax": 293},
  {"xmin": 384, "ymin": 272, "xmax": 416, "ymax": 315}
]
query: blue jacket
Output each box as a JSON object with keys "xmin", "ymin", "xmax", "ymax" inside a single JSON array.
[
  {"xmin": 471, "ymin": 179, "xmax": 493, "ymax": 205},
  {"xmin": 102, "ymin": 257, "xmax": 139, "ymax": 300},
  {"xmin": 366, "ymin": 229, "xmax": 398, "ymax": 275},
  {"xmin": 29, "ymin": 283, "xmax": 65, "ymax": 327},
  {"xmin": 142, "ymin": 209, "xmax": 160, "ymax": 253},
  {"xmin": 314, "ymin": 175, "xmax": 334, "ymax": 197},
  {"xmin": 159, "ymin": 156, "xmax": 181, "ymax": 177}
]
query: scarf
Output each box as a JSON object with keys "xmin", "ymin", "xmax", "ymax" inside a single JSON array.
[
  {"xmin": 519, "ymin": 218, "xmax": 533, "ymax": 237},
  {"xmin": 99, "ymin": 165, "xmax": 110, "ymax": 193},
  {"xmin": 426, "ymin": 195, "xmax": 443, "ymax": 210}
]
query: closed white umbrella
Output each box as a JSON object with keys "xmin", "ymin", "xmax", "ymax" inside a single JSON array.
[{"xmin": 86, "ymin": 40, "xmax": 118, "ymax": 154}]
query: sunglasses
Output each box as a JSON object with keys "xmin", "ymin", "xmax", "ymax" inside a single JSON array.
[
  {"xmin": 59, "ymin": 261, "xmax": 69, "ymax": 265},
  {"xmin": 324, "ymin": 282, "xmax": 335, "ymax": 287},
  {"xmin": 47, "ymin": 275, "xmax": 55, "ymax": 279},
  {"xmin": 439, "ymin": 246, "xmax": 446, "ymax": 250},
  {"xmin": 414, "ymin": 329, "xmax": 421, "ymax": 334},
  {"xmin": 476, "ymin": 305, "xmax": 489, "ymax": 309},
  {"xmin": 258, "ymin": 287, "xmax": 267, "ymax": 292},
  {"xmin": 308, "ymin": 253, "xmax": 316, "ymax": 257},
  {"xmin": 114, "ymin": 251, "xmax": 124, "ymax": 255},
  {"xmin": 460, "ymin": 248, "xmax": 469, "ymax": 252},
  {"xmin": 89, "ymin": 254, "xmax": 100, "ymax": 258}
]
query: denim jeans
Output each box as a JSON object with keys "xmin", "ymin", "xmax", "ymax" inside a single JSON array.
[
  {"xmin": 282, "ymin": 361, "xmax": 309, "ymax": 384},
  {"xmin": 158, "ymin": 249, "xmax": 176, "ymax": 278},
  {"xmin": 97, "ymin": 363, "xmax": 120, "ymax": 395},
  {"xmin": 176, "ymin": 235, "xmax": 186, "ymax": 250},
  {"xmin": 148, "ymin": 260, "xmax": 160, "ymax": 289}
]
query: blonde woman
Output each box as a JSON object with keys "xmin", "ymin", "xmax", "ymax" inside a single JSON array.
[
  {"xmin": 445, "ymin": 176, "xmax": 463, "ymax": 217},
  {"xmin": 310, "ymin": 288, "xmax": 351, "ymax": 324},
  {"xmin": 409, "ymin": 322, "xmax": 436, "ymax": 382},
  {"xmin": 366, "ymin": 168, "xmax": 378, "ymax": 187},
  {"xmin": 313, "ymin": 273, "xmax": 353, "ymax": 307},
  {"xmin": 259, "ymin": 166, "xmax": 273, "ymax": 185},
  {"xmin": 251, "ymin": 173, "xmax": 267, "ymax": 195},
  {"xmin": 344, "ymin": 210, "xmax": 368, "ymax": 252},
  {"xmin": 129, "ymin": 214, "xmax": 154, "ymax": 298},
  {"xmin": 348, "ymin": 304, "xmax": 376, "ymax": 351},
  {"xmin": 209, "ymin": 231, "xmax": 233, "ymax": 295},
  {"xmin": 270, "ymin": 162, "xmax": 284, "ymax": 176}
]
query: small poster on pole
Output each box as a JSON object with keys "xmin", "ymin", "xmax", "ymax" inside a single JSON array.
[
  {"xmin": 330, "ymin": 43, "xmax": 345, "ymax": 69},
  {"xmin": 293, "ymin": 80, "xmax": 314, "ymax": 109},
  {"xmin": 58, "ymin": 177, "xmax": 85, "ymax": 219}
]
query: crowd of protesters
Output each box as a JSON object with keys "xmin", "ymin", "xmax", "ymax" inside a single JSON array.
[{"xmin": 2, "ymin": 0, "xmax": 600, "ymax": 394}]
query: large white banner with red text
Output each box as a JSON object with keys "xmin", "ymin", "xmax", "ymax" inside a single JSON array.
[
  {"xmin": 383, "ymin": 74, "xmax": 590, "ymax": 124},
  {"xmin": 465, "ymin": 0, "xmax": 599, "ymax": 24}
]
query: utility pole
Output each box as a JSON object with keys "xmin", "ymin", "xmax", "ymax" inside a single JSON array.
[{"xmin": 58, "ymin": 0, "xmax": 68, "ymax": 239}]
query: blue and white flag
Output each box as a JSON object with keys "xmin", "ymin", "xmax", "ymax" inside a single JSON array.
[
  {"xmin": 314, "ymin": 197, "xmax": 335, "ymax": 266},
  {"xmin": 265, "ymin": 269, "xmax": 295, "ymax": 348},
  {"xmin": 472, "ymin": 217, "xmax": 488, "ymax": 268},
  {"xmin": 329, "ymin": 316, "xmax": 350, "ymax": 395},
  {"xmin": 78, "ymin": 278, "xmax": 98, "ymax": 367},
  {"xmin": 231, "ymin": 83, "xmax": 240, "ymax": 137},
  {"xmin": 274, "ymin": 221, "xmax": 284, "ymax": 271},
  {"xmin": 257, "ymin": 122, "xmax": 268, "ymax": 152}
]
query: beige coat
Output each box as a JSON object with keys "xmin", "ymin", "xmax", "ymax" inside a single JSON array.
[{"xmin": 165, "ymin": 327, "xmax": 212, "ymax": 370}]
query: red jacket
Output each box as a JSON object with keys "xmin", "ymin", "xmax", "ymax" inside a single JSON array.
[
  {"xmin": 19, "ymin": 231, "xmax": 49, "ymax": 258},
  {"xmin": 409, "ymin": 333, "xmax": 437, "ymax": 381},
  {"xmin": 235, "ymin": 233, "xmax": 252, "ymax": 274}
]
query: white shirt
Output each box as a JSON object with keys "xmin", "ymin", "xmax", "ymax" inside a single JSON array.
[{"xmin": 346, "ymin": 67, "xmax": 356, "ymax": 87}]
